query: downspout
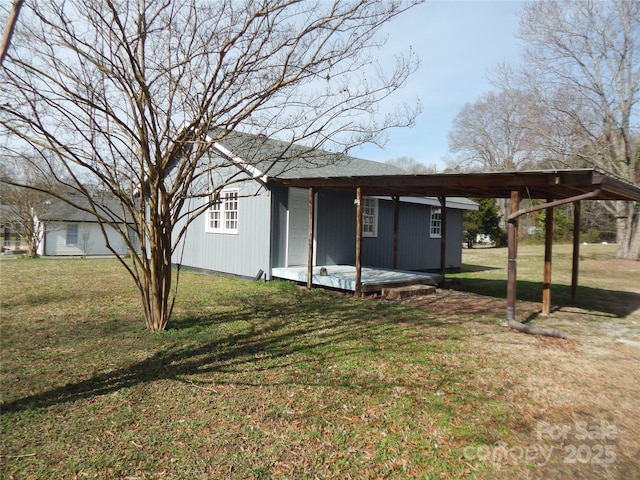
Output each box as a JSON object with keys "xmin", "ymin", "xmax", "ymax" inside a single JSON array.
[
  {"xmin": 506, "ymin": 190, "xmax": 520, "ymax": 324},
  {"xmin": 571, "ymin": 201, "xmax": 581, "ymax": 303},
  {"xmin": 505, "ymin": 189, "xmax": 600, "ymax": 338},
  {"xmin": 542, "ymin": 200, "xmax": 553, "ymax": 316}
]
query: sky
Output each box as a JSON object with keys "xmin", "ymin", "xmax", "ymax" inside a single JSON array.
[{"xmin": 355, "ymin": 1, "xmax": 525, "ymax": 171}]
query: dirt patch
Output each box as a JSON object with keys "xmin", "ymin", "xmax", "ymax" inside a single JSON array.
[
  {"xmin": 386, "ymin": 287, "xmax": 640, "ymax": 479},
  {"xmin": 389, "ymin": 288, "xmax": 539, "ymax": 317}
]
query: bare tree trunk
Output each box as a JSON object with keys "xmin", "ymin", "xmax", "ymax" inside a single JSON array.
[
  {"xmin": 146, "ymin": 254, "xmax": 170, "ymax": 331},
  {"xmin": 0, "ymin": 0, "xmax": 23, "ymax": 65},
  {"xmin": 616, "ymin": 201, "xmax": 640, "ymax": 260},
  {"xmin": 631, "ymin": 220, "xmax": 640, "ymax": 261},
  {"xmin": 142, "ymin": 203, "xmax": 173, "ymax": 331}
]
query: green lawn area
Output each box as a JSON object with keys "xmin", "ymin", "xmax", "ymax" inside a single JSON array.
[{"xmin": 1, "ymin": 244, "xmax": 638, "ymax": 479}]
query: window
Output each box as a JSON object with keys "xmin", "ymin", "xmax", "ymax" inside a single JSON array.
[
  {"xmin": 66, "ymin": 224, "xmax": 79, "ymax": 245},
  {"xmin": 362, "ymin": 197, "xmax": 378, "ymax": 237},
  {"xmin": 430, "ymin": 207, "xmax": 441, "ymax": 238},
  {"xmin": 206, "ymin": 189, "xmax": 239, "ymax": 234}
]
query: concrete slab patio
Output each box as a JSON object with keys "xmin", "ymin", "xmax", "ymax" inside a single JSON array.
[{"xmin": 272, "ymin": 265, "xmax": 444, "ymax": 293}]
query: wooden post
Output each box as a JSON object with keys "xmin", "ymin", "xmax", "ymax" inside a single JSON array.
[
  {"xmin": 439, "ymin": 196, "xmax": 447, "ymax": 276},
  {"xmin": 506, "ymin": 190, "xmax": 520, "ymax": 322},
  {"xmin": 306, "ymin": 187, "xmax": 315, "ymax": 290},
  {"xmin": 571, "ymin": 201, "xmax": 581, "ymax": 304},
  {"xmin": 542, "ymin": 202, "xmax": 554, "ymax": 315},
  {"xmin": 392, "ymin": 195, "xmax": 399, "ymax": 270},
  {"xmin": 355, "ymin": 187, "xmax": 363, "ymax": 298}
]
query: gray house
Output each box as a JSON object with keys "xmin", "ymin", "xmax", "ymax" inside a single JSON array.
[{"xmin": 174, "ymin": 131, "xmax": 477, "ymax": 291}]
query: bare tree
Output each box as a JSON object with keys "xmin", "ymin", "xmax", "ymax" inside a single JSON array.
[
  {"xmin": 78, "ymin": 226, "xmax": 95, "ymax": 258},
  {"xmin": 0, "ymin": 163, "xmax": 64, "ymax": 257},
  {"xmin": 0, "ymin": 0, "xmax": 421, "ymax": 330},
  {"xmin": 447, "ymin": 89, "xmax": 541, "ymax": 173},
  {"xmin": 385, "ymin": 156, "xmax": 437, "ymax": 174},
  {"xmin": 515, "ymin": 0, "xmax": 640, "ymax": 259}
]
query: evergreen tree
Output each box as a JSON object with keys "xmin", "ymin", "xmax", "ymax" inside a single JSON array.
[{"xmin": 463, "ymin": 198, "xmax": 505, "ymax": 248}]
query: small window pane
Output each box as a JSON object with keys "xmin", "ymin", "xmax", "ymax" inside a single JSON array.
[
  {"xmin": 206, "ymin": 190, "xmax": 238, "ymax": 234},
  {"xmin": 362, "ymin": 197, "xmax": 378, "ymax": 237},
  {"xmin": 66, "ymin": 224, "xmax": 78, "ymax": 245},
  {"xmin": 430, "ymin": 207, "xmax": 441, "ymax": 238}
]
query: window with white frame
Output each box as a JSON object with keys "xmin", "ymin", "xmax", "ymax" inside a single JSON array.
[
  {"xmin": 430, "ymin": 206, "xmax": 441, "ymax": 238},
  {"xmin": 206, "ymin": 189, "xmax": 239, "ymax": 234},
  {"xmin": 362, "ymin": 197, "xmax": 378, "ymax": 237}
]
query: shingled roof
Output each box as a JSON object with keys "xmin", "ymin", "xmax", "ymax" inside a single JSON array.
[
  {"xmin": 207, "ymin": 129, "xmax": 405, "ymax": 179},
  {"xmin": 203, "ymin": 131, "xmax": 640, "ymax": 204}
]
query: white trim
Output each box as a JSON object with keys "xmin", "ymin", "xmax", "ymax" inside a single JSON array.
[
  {"xmin": 362, "ymin": 197, "xmax": 378, "ymax": 238},
  {"xmin": 430, "ymin": 206, "xmax": 442, "ymax": 238},
  {"xmin": 372, "ymin": 195, "xmax": 478, "ymax": 211},
  {"xmin": 207, "ymin": 138, "xmax": 268, "ymax": 183},
  {"xmin": 205, "ymin": 189, "xmax": 239, "ymax": 234}
]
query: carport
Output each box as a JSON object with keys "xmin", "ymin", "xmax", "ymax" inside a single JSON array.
[{"xmin": 273, "ymin": 169, "xmax": 640, "ymax": 332}]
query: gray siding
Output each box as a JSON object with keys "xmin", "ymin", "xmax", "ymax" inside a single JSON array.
[
  {"xmin": 175, "ymin": 181, "xmax": 272, "ymax": 278},
  {"xmin": 315, "ymin": 190, "xmax": 357, "ymax": 265},
  {"xmin": 177, "ymin": 180, "xmax": 466, "ymax": 277},
  {"xmin": 394, "ymin": 203, "xmax": 463, "ymax": 271},
  {"xmin": 313, "ymin": 195, "xmax": 464, "ymax": 271},
  {"xmin": 269, "ymin": 185, "xmax": 289, "ymax": 270},
  {"xmin": 362, "ymin": 199, "xmax": 394, "ymax": 268},
  {"xmin": 314, "ymin": 193, "xmax": 464, "ymax": 271}
]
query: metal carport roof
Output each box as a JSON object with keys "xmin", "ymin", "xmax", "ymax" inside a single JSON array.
[
  {"xmin": 271, "ymin": 168, "xmax": 640, "ymax": 337},
  {"xmin": 272, "ymin": 168, "xmax": 640, "ymax": 202}
]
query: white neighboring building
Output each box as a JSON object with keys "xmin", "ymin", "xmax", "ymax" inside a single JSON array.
[{"xmin": 37, "ymin": 195, "xmax": 138, "ymax": 257}]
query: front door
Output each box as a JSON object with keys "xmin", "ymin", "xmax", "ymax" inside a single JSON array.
[{"xmin": 287, "ymin": 188, "xmax": 311, "ymax": 266}]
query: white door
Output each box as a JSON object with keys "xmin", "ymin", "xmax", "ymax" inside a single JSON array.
[{"xmin": 287, "ymin": 188, "xmax": 311, "ymax": 266}]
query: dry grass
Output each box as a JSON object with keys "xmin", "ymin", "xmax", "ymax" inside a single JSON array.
[
  {"xmin": 389, "ymin": 243, "xmax": 640, "ymax": 479},
  {"xmin": 1, "ymin": 244, "xmax": 639, "ymax": 479}
]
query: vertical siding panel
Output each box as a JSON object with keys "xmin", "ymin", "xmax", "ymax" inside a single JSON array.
[
  {"xmin": 362, "ymin": 199, "xmax": 394, "ymax": 268},
  {"xmin": 315, "ymin": 191, "xmax": 356, "ymax": 265},
  {"xmin": 175, "ymin": 181, "xmax": 272, "ymax": 278},
  {"xmin": 269, "ymin": 186, "xmax": 289, "ymax": 270},
  {"xmin": 396, "ymin": 202, "xmax": 431, "ymax": 270},
  {"xmin": 44, "ymin": 222, "xmax": 130, "ymax": 256}
]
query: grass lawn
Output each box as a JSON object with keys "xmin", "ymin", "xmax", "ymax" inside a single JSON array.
[{"xmin": 1, "ymin": 244, "xmax": 639, "ymax": 479}]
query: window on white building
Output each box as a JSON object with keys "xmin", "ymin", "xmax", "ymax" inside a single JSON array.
[
  {"xmin": 430, "ymin": 206, "xmax": 441, "ymax": 238},
  {"xmin": 206, "ymin": 189, "xmax": 239, "ymax": 234},
  {"xmin": 66, "ymin": 224, "xmax": 78, "ymax": 245}
]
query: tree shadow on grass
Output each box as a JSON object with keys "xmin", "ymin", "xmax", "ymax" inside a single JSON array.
[
  {"xmin": 458, "ymin": 278, "xmax": 640, "ymax": 319},
  {"xmin": 460, "ymin": 263, "xmax": 502, "ymax": 273},
  {"xmin": 1, "ymin": 291, "xmax": 457, "ymax": 413}
]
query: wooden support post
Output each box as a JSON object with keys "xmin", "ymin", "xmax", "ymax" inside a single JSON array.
[
  {"xmin": 542, "ymin": 202, "xmax": 554, "ymax": 315},
  {"xmin": 355, "ymin": 187, "xmax": 363, "ymax": 298},
  {"xmin": 439, "ymin": 196, "xmax": 447, "ymax": 276},
  {"xmin": 506, "ymin": 190, "xmax": 520, "ymax": 322},
  {"xmin": 392, "ymin": 196, "xmax": 399, "ymax": 270},
  {"xmin": 571, "ymin": 201, "xmax": 581, "ymax": 304},
  {"xmin": 306, "ymin": 187, "xmax": 315, "ymax": 290}
]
